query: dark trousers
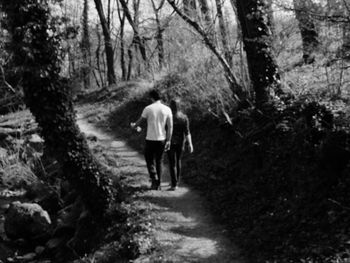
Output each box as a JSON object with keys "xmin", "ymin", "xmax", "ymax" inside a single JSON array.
[
  {"xmin": 167, "ymin": 143, "xmax": 183, "ymax": 187},
  {"xmin": 144, "ymin": 140, "xmax": 166, "ymax": 186}
]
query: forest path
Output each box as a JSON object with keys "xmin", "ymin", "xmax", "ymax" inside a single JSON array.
[{"xmin": 77, "ymin": 116, "xmax": 245, "ymax": 263}]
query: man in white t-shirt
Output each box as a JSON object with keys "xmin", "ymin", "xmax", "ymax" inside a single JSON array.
[{"xmin": 131, "ymin": 90, "xmax": 173, "ymax": 190}]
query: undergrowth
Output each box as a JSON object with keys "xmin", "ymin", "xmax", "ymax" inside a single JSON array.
[
  {"xmin": 72, "ymin": 129, "xmax": 155, "ymax": 263},
  {"xmin": 0, "ymin": 110, "xmax": 153, "ymax": 263},
  {"xmin": 102, "ymin": 73, "xmax": 350, "ymax": 263}
]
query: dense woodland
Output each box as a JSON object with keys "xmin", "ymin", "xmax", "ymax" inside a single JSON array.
[{"xmin": 1, "ymin": 0, "xmax": 350, "ymax": 262}]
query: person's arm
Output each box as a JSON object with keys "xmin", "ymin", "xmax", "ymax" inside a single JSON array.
[
  {"xmin": 165, "ymin": 113, "xmax": 173, "ymax": 151},
  {"xmin": 185, "ymin": 133, "xmax": 194, "ymax": 153},
  {"xmin": 131, "ymin": 108, "xmax": 147, "ymax": 131},
  {"xmin": 184, "ymin": 116, "xmax": 193, "ymax": 153},
  {"xmin": 131, "ymin": 116, "xmax": 145, "ymax": 128}
]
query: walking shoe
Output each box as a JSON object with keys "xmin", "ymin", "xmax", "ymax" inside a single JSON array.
[
  {"xmin": 152, "ymin": 184, "xmax": 161, "ymax": 190},
  {"xmin": 150, "ymin": 180, "xmax": 157, "ymax": 190},
  {"xmin": 168, "ymin": 186, "xmax": 178, "ymax": 191},
  {"xmin": 151, "ymin": 180, "xmax": 161, "ymax": 190}
]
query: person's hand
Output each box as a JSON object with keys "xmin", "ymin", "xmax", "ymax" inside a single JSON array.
[
  {"xmin": 188, "ymin": 144, "xmax": 194, "ymax": 153},
  {"xmin": 164, "ymin": 141, "xmax": 171, "ymax": 151},
  {"xmin": 130, "ymin": 122, "xmax": 142, "ymax": 132}
]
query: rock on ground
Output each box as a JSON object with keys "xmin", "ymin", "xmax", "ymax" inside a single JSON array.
[{"xmin": 4, "ymin": 201, "xmax": 51, "ymax": 240}]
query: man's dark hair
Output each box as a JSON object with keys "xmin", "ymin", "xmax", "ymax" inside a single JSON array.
[{"xmin": 149, "ymin": 89, "xmax": 161, "ymax": 101}]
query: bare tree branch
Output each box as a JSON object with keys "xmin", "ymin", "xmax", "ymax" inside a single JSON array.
[
  {"xmin": 167, "ymin": 0, "xmax": 243, "ymax": 97},
  {"xmin": 0, "ymin": 65, "xmax": 16, "ymax": 94},
  {"xmin": 119, "ymin": 0, "xmax": 148, "ymax": 62}
]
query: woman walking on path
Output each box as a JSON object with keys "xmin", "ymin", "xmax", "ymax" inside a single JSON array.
[{"xmin": 167, "ymin": 99, "xmax": 193, "ymax": 191}]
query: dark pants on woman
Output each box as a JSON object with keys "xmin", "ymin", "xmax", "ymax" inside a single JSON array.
[
  {"xmin": 167, "ymin": 143, "xmax": 183, "ymax": 187},
  {"xmin": 144, "ymin": 140, "xmax": 166, "ymax": 188}
]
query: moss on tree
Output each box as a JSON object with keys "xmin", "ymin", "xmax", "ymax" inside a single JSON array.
[{"xmin": 3, "ymin": 0, "xmax": 114, "ymax": 219}]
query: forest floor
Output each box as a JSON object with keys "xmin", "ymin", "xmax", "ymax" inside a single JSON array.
[{"xmin": 77, "ymin": 113, "xmax": 245, "ymax": 263}]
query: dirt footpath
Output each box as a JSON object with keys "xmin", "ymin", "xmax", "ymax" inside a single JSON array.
[{"xmin": 77, "ymin": 117, "xmax": 245, "ymax": 263}]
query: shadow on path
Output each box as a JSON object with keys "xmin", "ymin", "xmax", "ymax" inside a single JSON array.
[{"xmin": 77, "ymin": 116, "xmax": 245, "ymax": 263}]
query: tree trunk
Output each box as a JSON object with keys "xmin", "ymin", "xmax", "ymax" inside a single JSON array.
[
  {"xmin": 127, "ymin": 47, "xmax": 133, "ymax": 80},
  {"xmin": 117, "ymin": 0, "xmax": 127, "ymax": 80},
  {"xmin": 94, "ymin": 0, "xmax": 117, "ymax": 85},
  {"xmin": 95, "ymin": 25, "xmax": 107, "ymax": 88},
  {"xmin": 133, "ymin": 0, "xmax": 148, "ymax": 66},
  {"xmin": 108, "ymin": 0, "xmax": 111, "ymax": 29},
  {"xmin": 266, "ymin": 0, "xmax": 275, "ymax": 36},
  {"xmin": 119, "ymin": 0, "xmax": 147, "ymax": 63},
  {"xmin": 3, "ymin": 0, "xmax": 114, "ymax": 218},
  {"xmin": 266, "ymin": 0, "xmax": 277, "ymax": 52},
  {"xmin": 156, "ymin": 28, "xmax": 165, "ymax": 70},
  {"xmin": 235, "ymin": 0, "xmax": 280, "ymax": 107},
  {"xmin": 120, "ymin": 15, "xmax": 127, "ymax": 80},
  {"xmin": 215, "ymin": 0, "xmax": 232, "ymax": 66},
  {"xmin": 293, "ymin": 0, "xmax": 319, "ymax": 64},
  {"xmin": 230, "ymin": 0, "xmax": 251, "ymax": 91},
  {"xmin": 81, "ymin": 0, "xmax": 91, "ymax": 89},
  {"xmin": 150, "ymin": 0, "xmax": 166, "ymax": 70}
]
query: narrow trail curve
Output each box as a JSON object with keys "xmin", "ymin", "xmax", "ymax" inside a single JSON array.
[{"xmin": 77, "ymin": 117, "xmax": 245, "ymax": 263}]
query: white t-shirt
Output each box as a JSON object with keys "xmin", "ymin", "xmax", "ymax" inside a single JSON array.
[{"xmin": 141, "ymin": 101, "xmax": 172, "ymax": 141}]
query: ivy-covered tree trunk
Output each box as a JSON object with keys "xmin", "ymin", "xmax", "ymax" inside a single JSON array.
[
  {"xmin": 293, "ymin": 0, "xmax": 319, "ymax": 64},
  {"xmin": 3, "ymin": 0, "xmax": 114, "ymax": 219},
  {"xmin": 94, "ymin": 0, "xmax": 117, "ymax": 85},
  {"xmin": 235, "ymin": 0, "xmax": 280, "ymax": 107}
]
